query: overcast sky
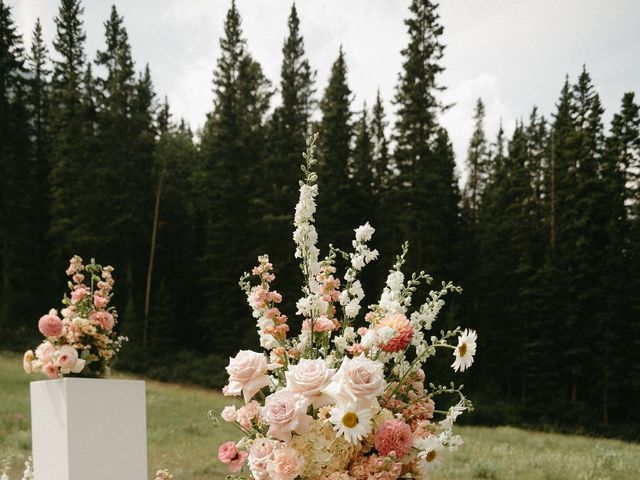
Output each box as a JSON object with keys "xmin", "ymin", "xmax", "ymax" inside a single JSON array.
[{"xmin": 9, "ymin": 0, "xmax": 640, "ymax": 179}]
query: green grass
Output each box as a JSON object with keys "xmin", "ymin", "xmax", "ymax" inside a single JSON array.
[{"xmin": 1, "ymin": 351, "xmax": 639, "ymax": 479}]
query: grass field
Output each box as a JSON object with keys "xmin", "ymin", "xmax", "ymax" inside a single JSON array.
[{"xmin": 1, "ymin": 351, "xmax": 639, "ymax": 479}]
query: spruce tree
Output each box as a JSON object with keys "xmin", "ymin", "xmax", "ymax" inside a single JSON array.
[
  {"xmin": 351, "ymin": 103, "xmax": 375, "ymax": 226},
  {"xmin": 392, "ymin": 0, "xmax": 459, "ymax": 280},
  {"xmin": 370, "ymin": 90, "xmax": 390, "ymax": 195},
  {"xmin": 48, "ymin": 0, "xmax": 92, "ymax": 267},
  {"xmin": 200, "ymin": 0, "xmax": 272, "ymax": 354},
  {"xmin": 463, "ymin": 98, "xmax": 489, "ymax": 221},
  {"xmin": 263, "ymin": 3, "xmax": 315, "ymax": 316},
  {"xmin": 316, "ymin": 47, "xmax": 353, "ymax": 250},
  {"xmin": 0, "ymin": 0, "xmax": 34, "ymax": 339},
  {"xmin": 25, "ymin": 18, "xmax": 53, "ymax": 321}
]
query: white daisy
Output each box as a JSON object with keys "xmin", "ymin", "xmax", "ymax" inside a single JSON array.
[
  {"xmin": 451, "ymin": 329, "xmax": 477, "ymax": 372},
  {"xmin": 414, "ymin": 435, "xmax": 446, "ymax": 474},
  {"xmin": 329, "ymin": 403, "xmax": 373, "ymax": 444}
]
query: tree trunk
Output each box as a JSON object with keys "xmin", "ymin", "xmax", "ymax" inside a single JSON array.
[{"xmin": 143, "ymin": 171, "xmax": 164, "ymax": 350}]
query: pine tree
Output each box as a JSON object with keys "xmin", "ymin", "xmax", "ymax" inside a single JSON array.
[
  {"xmin": 392, "ymin": 0, "xmax": 459, "ymax": 280},
  {"xmin": 316, "ymin": 47, "xmax": 353, "ymax": 250},
  {"xmin": 200, "ymin": 0, "xmax": 272, "ymax": 354}
]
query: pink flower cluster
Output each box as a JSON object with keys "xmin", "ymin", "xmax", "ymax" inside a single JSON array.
[
  {"xmin": 23, "ymin": 256, "xmax": 126, "ymax": 379},
  {"xmin": 247, "ymin": 256, "xmax": 290, "ymax": 349}
]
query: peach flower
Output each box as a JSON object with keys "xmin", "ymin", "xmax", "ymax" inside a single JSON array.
[
  {"xmin": 23, "ymin": 350, "xmax": 35, "ymax": 373},
  {"xmin": 70, "ymin": 286, "xmax": 87, "ymax": 304},
  {"xmin": 248, "ymin": 437, "xmax": 277, "ymax": 480},
  {"xmin": 93, "ymin": 292, "xmax": 109, "ymax": 309},
  {"xmin": 90, "ymin": 311, "xmax": 115, "ymax": 330},
  {"xmin": 266, "ymin": 446, "xmax": 303, "ymax": 480}
]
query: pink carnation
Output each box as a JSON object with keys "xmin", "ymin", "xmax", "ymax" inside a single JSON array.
[
  {"xmin": 218, "ymin": 441, "xmax": 248, "ymax": 473},
  {"xmin": 38, "ymin": 312, "xmax": 63, "ymax": 337},
  {"xmin": 374, "ymin": 419, "xmax": 413, "ymax": 458},
  {"xmin": 375, "ymin": 313, "xmax": 414, "ymax": 353}
]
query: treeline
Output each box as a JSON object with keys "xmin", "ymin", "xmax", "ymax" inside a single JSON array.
[{"xmin": 1, "ymin": 0, "xmax": 638, "ymax": 437}]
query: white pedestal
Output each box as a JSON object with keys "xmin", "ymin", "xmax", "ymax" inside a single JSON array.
[{"xmin": 30, "ymin": 378, "xmax": 148, "ymax": 480}]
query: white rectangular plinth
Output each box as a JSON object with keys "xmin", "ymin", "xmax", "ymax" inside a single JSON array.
[{"xmin": 30, "ymin": 378, "xmax": 147, "ymax": 480}]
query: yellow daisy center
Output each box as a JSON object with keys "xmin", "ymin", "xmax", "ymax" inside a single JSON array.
[
  {"xmin": 458, "ymin": 342, "xmax": 467, "ymax": 357},
  {"xmin": 342, "ymin": 412, "xmax": 359, "ymax": 428},
  {"xmin": 426, "ymin": 450, "xmax": 437, "ymax": 462}
]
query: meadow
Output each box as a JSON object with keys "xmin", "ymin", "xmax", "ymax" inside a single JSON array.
[{"xmin": 1, "ymin": 352, "xmax": 638, "ymax": 480}]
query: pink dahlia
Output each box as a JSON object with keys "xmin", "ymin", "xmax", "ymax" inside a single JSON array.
[
  {"xmin": 376, "ymin": 313, "xmax": 414, "ymax": 353},
  {"xmin": 374, "ymin": 419, "xmax": 413, "ymax": 458},
  {"xmin": 38, "ymin": 312, "xmax": 63, "ymax": 337}
]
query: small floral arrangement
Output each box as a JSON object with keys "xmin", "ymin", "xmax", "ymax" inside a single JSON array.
[
  {"xmin": 23, "ymin": 256, "xmax": 126, "ymax": 379},
  {"xmin": 215, "ymin": 135, "xmax": 478, "ymax": 480}
]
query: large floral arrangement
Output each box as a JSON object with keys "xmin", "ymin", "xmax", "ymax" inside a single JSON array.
[
  {"xmin": 23, "ymin": 255, "xmax": 126, "ymax": 379},
  {"xmin": 217, "ymin": 135, "xmax": 477, "ymax": 480}
]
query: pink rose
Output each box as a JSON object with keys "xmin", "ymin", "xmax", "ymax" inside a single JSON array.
[
  {"xmin": 248, "ymin": 437, "xmax": 277, "ymax": 480},
  {"xmin": 285, "ymin": 358, "xmax": 335, "ymax": 407},
  {"xmin": 266, "ymin": 446, "xmax": 303, "ymax": 480},
  {"xmin": 262, "ymin": 389, "xmax": 311, "ymax": 441},
  {"xmin": 220, "ymin": 405, "xmax": 237, "ymax": 422},
  {"xmin": 38, "ymin": 311, "xmax": 63, "ymax": 337},
  {"xmin": 236, "ymin": 400, "xmax": 261, "ymax": 429},
  {"xmin": 56, "ymin": 345, "xmax": 86, "ymax": 374},
  {"xmin": 35, "ymin": 341, "xmax": 55, "ymax": 363},
  {"xmin": 225, "ymin": 350, "xmax": 271, "ymax": 403},
  {"xmin": 374, "ymin": 418, "xmax": 413, "ymax": 458},
  {"xmin": 323, "ymin": 355, "xmax": 386, "ymax": 405},
  {"xmin": 70, "ymin": 286, "xmax": 87, "ymax": 304},
  {"xmin": 93, "ymin": 292, "xmax": 109, "ymax": 309},
  {"xmin": 43, "ymin": 361, "xmax": 58, "ymax": 379},
  {"xmin": 218, "ymin": 441, "xmax": 248, "ymax": 473},
  {"xmin": 90, "ymin": 311, "xmax": 115, "ymax": 330}
]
